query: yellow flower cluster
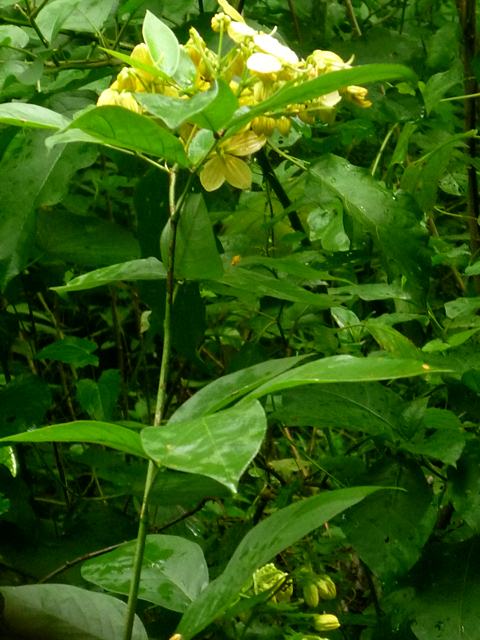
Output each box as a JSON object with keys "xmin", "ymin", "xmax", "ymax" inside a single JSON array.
[{"xmin": 97, "ymin": 0, "xmax": 371, "ymax": 191}]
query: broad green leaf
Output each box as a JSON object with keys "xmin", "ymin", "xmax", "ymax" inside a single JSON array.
[
  {"xmin": 169, "ymin": 355, "xmax": 305, "ymax": 422},
  {"xmin": 142, "ymin": 401, "xmax": 266, "ymax": 492},
  {"xmin": 216, "ymin": 264, "xmax": 346, "ymax": 307},
  {"xmin": 143, "ymin": 10, "xmax": 180, "ymax": 77},
  {"xmin": 36, "ymin": 337, "xmax": 98, "ymax": 367},
  {"xmin": 309, "ymin": 155, "xmax": 430, "ymax": 299},
  {"xmin": 419, "ymin": 62, "xmax": 463, "ymax": 115},
  {"xmin": 49, "ymin": 106, "xmax": 189, "ymax": 166},
  {"xmin": 365, "ymin": 323, "xmax": 422, "ymax": 359},
  {"xmin": 0, "ymin": 130, "xmax": 64, "ymax": 290},
  {"xmin": 408, "ymin": 538, "xmax": 480, "ymax": 640},
  {"xmin": 329, "ymin": 283, "xmax": 412, "ymax": 301},
  {"xmin": 445, "ymin": 296, "xmax": 480, "ymax": 319},
  {"xmin": 0, "ymin": 421, "xmax": 146, "ymax": 458},
  {"xmin": 308, "ymin": 202, "xmax": 350, "ymax": 251},
  {"xmin": 342, "ymin": 461, "xmax": 435, "ymax": 581},
  {"xmin": 0, "ymin": 583, "xmax": 147, "ymax": 640},
  {"xmin": 226, "ymin": 64, "xmax": 416, "ymax": 134},
  {"xmin": 82, "ymin": 534, "xmax": 208, "ymax": 612},
  {"xmin": 273, "ymin": 382, "xmax": 406, "ymax": 438},
  {"xmin": 76, "ymin": 370, "xmax": 121, "ymax": 421},
  {"xmin": 36, "ymin": 0, "xmax": 117, "ymax": 42},
  {"xmin": 244, "ymin": 355, "xmax": 451, "ymax": 399},
  {"xmin": 36, "ymin": 209, "xmax": 140, "ymax": 268},
  {"xmin": 0, "ymin": 103, "xmax": 70, "ymax": 129},
  {"xmin": 176, "ymin": 486, "xmax": 384, "ymax": 639},
  {"xmin": 0, "ymin": 375, "xmax": 51, "ymax": 437},
  {"xmin": 0, "ymin": 25, "xmax": 29, "ymax": 48},
  {"xmin": 189, "ymin": 79, "xmax": 239, "ymax": 131},
  {"xmin": 400, "ymin": 426, "xmax": 465, "ymax": 466},
  {"xmin": 161, "ymin": 193, "xmax": 223, "ymax": 280},
  {"xmin": 450, "ymin": 439, "xmax": 480, "ymax": 532},
  {"xmin": 52, "ymin": 258, "xmax": 167, "ymax": 293}
]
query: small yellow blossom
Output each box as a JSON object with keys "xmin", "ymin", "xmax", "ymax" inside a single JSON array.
[
  {"xmin": 97, "ymin": 89, "xmax": 143, "ymax": 113},
  {"xmin": 247, "ymin": 52, "xmax": 283, "ymax": 74},
  {"xmin": 200, "ymin": 130, "xmax": 266, "ymax": 191}
]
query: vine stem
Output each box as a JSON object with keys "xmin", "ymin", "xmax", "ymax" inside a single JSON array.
[{"xmin": 123, "ymin": 166, "xmax": 180, "ymax": 640}]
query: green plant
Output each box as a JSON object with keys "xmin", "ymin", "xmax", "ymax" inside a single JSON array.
[{"xmin": 1, "ymin": 1, "xmax": 480, "ymax": 640}]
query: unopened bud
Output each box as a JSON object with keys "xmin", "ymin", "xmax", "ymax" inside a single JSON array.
[
  {"xmin": 315, "ymin": 575, "xmax": 336, "ymax": 600},
  {"xmin": 313, "ymin": 613, "xmax": 341, "ymax": 631},
  {"xmin": 303, "ymin": 581, "xmax": 319, "ymax": 608}
]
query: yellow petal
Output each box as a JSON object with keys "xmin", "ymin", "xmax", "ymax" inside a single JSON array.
[
  {"xmin": 218, "ymin": 0, "xmax": 245, "ymax": 23},
  {"xmin": 223, "ymin": 130, "xmax": 266, "ymax": 156},
  {"xmin": 200, "ymin": 156, "xmax": 226, "ymax": 191},
  {"xmin": 228, "ymin": 21, "xmax": 255, "ymax": 42},
  {"xmin": 223, "ymin": 155, "xmax": 252, "ymax": 189},
  {"xmin": 317, "ymin": 91, "xmax": 342, "ymax": 108},
  {"xmin": 247, "ymin": 52, "xmax": 282, "ymax": 74}
]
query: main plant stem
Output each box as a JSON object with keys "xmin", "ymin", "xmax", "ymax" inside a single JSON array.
[{"xmin": 123, "ymin": 166, "xmax": 180, "ymax": 640}]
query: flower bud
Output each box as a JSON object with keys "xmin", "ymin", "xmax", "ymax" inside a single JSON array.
[
  {"xmin": 313, "ymin": 613, "xmax": 340, "ymax": 631},
  {"xmin": 315, "ymin": 575, "xmax": 336, "ymax": 600},
  {"xmin": 302, "ymin": 581, "xmax": 320, "ymax": 608}
]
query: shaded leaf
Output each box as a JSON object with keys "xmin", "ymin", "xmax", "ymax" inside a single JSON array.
[
  {"xmin": 0, "ymin": 103, "xmax": 69, "ymax": 129},
  {"xmin": 82, "ymin": 534, "xmax": 208, "ymax": 612},
  {"xmin": 36, "ymin": 337, "xmax": 98, "ymax": 367},
  {"xmin": 0, "ymin": 583, "xmax": 147, "ymax": 640}
]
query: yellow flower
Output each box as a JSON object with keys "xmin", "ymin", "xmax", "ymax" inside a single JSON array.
[
  {"xmin": 345, "ymin": 84, "xmax": 372, "ymax": 107},
  {"xmin": 253, "ymin": 32, "xmax": 299, "ymax": 65},
  {"xmin": 97, "ymin": 89, "xmax": 143, "ymax": 113},
  {"xmin": 200, "ymin": 130, "xmax": 266, "ymax": 191},
  {"xmin": 247, "ymin": 52, "xmax": 283, "ymax": 74}
]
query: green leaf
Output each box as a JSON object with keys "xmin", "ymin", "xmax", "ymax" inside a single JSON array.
[
  {"xmin": 0, "ymin": 103, "xmax": 70, "ymax": 129},
  {"xmin": 0, "ymin": 375, "xmax": 52, "ymax": 436},
  {"xmin": 226, "ymin": 64, "xmax": 416, "ymax": 133},
  {"xmin": 161, "ymin": 193, "xmax": 223, "ymax": 280},
  {"xmin": 309, "ymin": 155, "xmax": 430, "ymax": 299},
  {"xmin": 36, "ymin": 209, "xmax": 140, "ymax": 268},
  {"xmin": 49, "ymin": 106, "xmax": 189, "ymax": 167},
  {"xmin": 176, "ymin": 486, "xmax": 384, "ymax": 639},
  {"xmin": 142, "ymin": 10, "xmax": 180, "ymax": 77},
  {"xmin": 136, "ymin": 80, "xmax": 237, "ymax": 131},
  {"xmin": 0, "ymin": 421, "xmax": 146, "ymax": 458},
  {"xmin": 82, "ymin": 534, "xmax": 208, "ymax": 612},
  {"xmin": 142, "ymin": 400, "xmax": 267, "ymax": 492},
  {"xmin": 342, "ymin": 461, "xmax": 435, "ymax": 581},
  {"xmin": 244, "ymin": 355, "xmax": 451, "ymax": 399},
  {"xmin": 169, "ymin": 355, "xmax": 305, "ymax": 422},
  {"xmin": 52, "ymin": 258, "xmax": 167, "ymax": 293},
  {"xmin": 308, "ymin": 202, "xmax": 350, "ymax": 251},
  {"xmin": 76, "ymin": 370, "xmax": 121, "ymax": 421},
  {"xmin": 0, "ymin": 583, "xmax": 147, "ymax": 640},
  {"xmin": 329, "ymin": 283, "xmax": 412, "ymax": 301},
  {"xmin": 36, "ymin": 0, "xmax": 117, "ymax": 42},
  {"xmin": 216, "ymin": 264, "xmax": 345, "ymax": 307},
  {"xmin": 273, "ymin": 382, "xmax": 406, "ymax": 438},
  {"xmin": 0, "ymin": 130, "xmax": 64, "ymax": 290},
  {"xmin": 450, "ymin": 440, "xmax": 480, "ymax": 532},
  {"xmin": 36, "ymin": 337, "xmax": 98, "ymax": 367},
  {"xmin": 408, "ymin": 538, "xmax": 480, "ymax": 640}
]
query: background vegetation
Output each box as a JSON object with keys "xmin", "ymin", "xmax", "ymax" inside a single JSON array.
[{"xmin": 0, "ymin": 0, "xmax": 479, "ymax": 639}]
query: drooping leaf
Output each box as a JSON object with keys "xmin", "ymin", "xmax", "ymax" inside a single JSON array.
[
  {"xmin": 52, "ymin": 258, "xmax": 167, "ymax": 293},
  {"xmin": 450, "ymin": 439, "xmax": 480, "ymax": 532},
  {"xmin": 142, "ymin": 400, "xmax": 267, "ymax": 492},
  {"xmin": 408, "ymin": 538, "xmax": 480, "ymax": 640},
  {"xmin": 82, "ymin": 534, "xmax": 208, "ymax": 612},
  {"xmin": 0, "ymin": 130, "xmax": 64, "ymax": 290},
  {"xmin": 341, "ymin": 461, "xmax": 435, "ymax": 582},
  {"xmin": 273, "ymin": 382, "xmax": 407, "ymax": 439},
  {"xmin": 161, "ymin": 193, "xmax": 223, "ymax": 280},
  {"xmin": 0, "ymin": 375, "xmax": 52, "ymax": 437},
  {"xmin": 169, "ymin": 355, "xmax": 305, "ymax": 423},
  {"xmin": 49, "ymin": 106, "xmax": 189, "ymax": 166},
  {"xmin": 176, "ymin": 486, "xmax": 384, "ymax": 639},
  {"xmin": 0, "ymin": 421, "xmax": 146, "ymax": 458},
  {"xmin": 0, "ymin": 583, "xmax": 147, "ymax": 640}
]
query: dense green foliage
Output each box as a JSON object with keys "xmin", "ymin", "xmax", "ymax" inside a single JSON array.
[{"xmin": 1, "ymin": 1, "xmax": 480, "ymax": 639}]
